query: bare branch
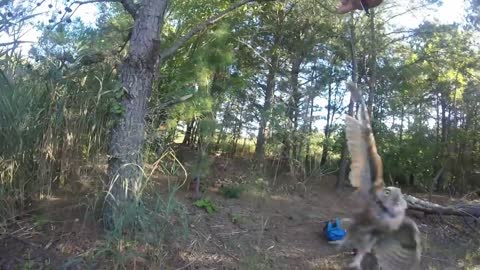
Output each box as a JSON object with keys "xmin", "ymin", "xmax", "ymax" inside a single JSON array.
[
  {"xmin": 70, "ymin": 0, "xmax": 138, "ymax": 17},
  {"xmin": 0, "ymin": 41, "xmax": 34, "ymax": 47},
  {"xmin": 405, "ymin": 194, "xmax": 480, "ymax": 219},
  {"xmin": 235, "ymin": 38, "xmax": 272, "ymax": 68},
  {"xmin": 157, "ymin": 93, "xmax": 195, "ymax": 110},
  {"xmin": 71, "ymin": 0, "xmax": 108, "ymax": 4},
  {"xmin": 117, "ymin": 29, "xmax": 133, "ymax": 54},
  {"xmin": 0, "ymin": 12, "xmax": 45, "ymax": 32},
  {"xmin": 49, "ymin": 0, "xmax": 136, "ymax": 31},
  {"xmin": 382, "ymin": 2, "xmax": 432, "ymax": 24},
  {"xmin": 161, "ymin": 0, "xmax": 267, "ymax": 60},
  {"xmin": 119, "ymin": 0, "xmax": 139, "ymax": 18}
]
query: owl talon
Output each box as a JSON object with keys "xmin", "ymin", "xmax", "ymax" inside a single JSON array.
[{"xmin": 348, "ymin": 250, "xmax": 365, "ymax": 270}]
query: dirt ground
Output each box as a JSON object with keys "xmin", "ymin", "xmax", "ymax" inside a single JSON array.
[{"xmin": 1, "ymin": 155, "xmax": 479, "ymax": 270}]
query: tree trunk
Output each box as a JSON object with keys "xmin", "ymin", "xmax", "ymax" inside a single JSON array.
[
  {"xmin": 399, "ymin": 106, "xmax": 405, "ymax": 142},
  {"xmin": 231, "ymin": 100, "xmax": 245, "ymax": 156},
  {"xmin": 231, "ymin": 118, "xmax": 239, "ymax": 155},
  {"xmin": 183, "ymin": 117, "xmax": 196, "ymax": 145},
  {"xmin": 289, "ymin": 55, "xmax": 302, "ymax": 161},
  {"xmin": 241, "ymin": 137, "xmax": 247, "ymax": 156},
  {"xmin": 215, "ymin": 103, "xmax": 230, "ymax": 151},
  {"xmin": 255, "ymin": 52, "xmax": 278, "ymax": 162},
  {"xmin": 191, "ymin": 120, "xmax": 200, "ymax": 147},
  {"xmin": 366, "ymin": 9, "xmax": 377, "ymax": 121},
  {"xmin": 451, "ymin": 74, "xmax": 462, "ymax": 192},
  {"xmin": 320, "ymin": 79, "xmax": 333, "ymax": 166},
  {"xmin": 105, "ymin": 0, "xmax": 167, "ymax": 228},
  {"xmin": 337, "ymin": 13, "xmax": 358, "ymax": 190},
  {"xmin": 438, "ymin": 94, "xmax": 449, "ymax": 191},
  {"xmin": 304, "ymin": 91, "xmax": 315, "ymax": 174}
]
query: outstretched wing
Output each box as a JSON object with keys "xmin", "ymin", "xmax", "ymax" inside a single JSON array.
[
  {"xmin": 345, "ymin": 81, "xmax": 384, "ymax": 195},
  {"xmin": 345, "ymin": 115, "xmax": 371, "ymax": 194},
  {"xmin": 374, "ymin": 217, "xmax": 422, "ymax": 270}
]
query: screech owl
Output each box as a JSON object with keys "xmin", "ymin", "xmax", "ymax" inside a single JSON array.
[{"xmin": 341, "ymin": 82, "xmax": 421, "ymax": 270}]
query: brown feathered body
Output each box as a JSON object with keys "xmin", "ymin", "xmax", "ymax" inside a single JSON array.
[{"xmin": 342, "ymin": 82, "xmax": 421, "ymax": 270}]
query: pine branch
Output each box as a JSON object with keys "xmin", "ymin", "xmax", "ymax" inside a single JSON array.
[{"xmin": 161, "ymin": 0, "xmax": 272, "ymax": 60}]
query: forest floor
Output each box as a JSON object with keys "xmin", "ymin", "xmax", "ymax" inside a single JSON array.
[{"xmin": 1, "ymin": 153, "xmax": 480, "ymax": 270}]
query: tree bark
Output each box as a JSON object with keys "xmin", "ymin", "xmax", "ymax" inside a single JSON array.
[
  {"xmin": 337, "ymin": 13, "xmax": 358, "ymax": 190},
  {"xmin": 231, "ymin": 99, "xmax": 246, "ymax": 156},
  {"xmin": 105, "ymin": 0, "xmax": 167, "ymax": 228},
  {"xmin": 438, "ymin": 93, "xmax": 450, "ymax": 191},
  {"xmin": 191, "ymin": 120, "xmax": 200, "ymax": 147},
  {"xmin": 304, "ymin": 90, "xmax": 315, "ymax": 174},
  {"xmin": 183, "ymin": 117, "xmax": 196, "ymax": 145},
  {"xmin": 288, "ymin": 55, "xmax": 303, "ymax": 161},
  {"xmin": 255, "ymin": 52, "xmax": 278, "ymax": 162},
  {"xmin": 104, "ymin": 0, "xmax": 270, "ymax": 228},
  {"xmin": 320, "ymin": 77, "xmax": 334, "ymax": 166},
  {"xmin": 366, "ymin": 9, "xmax": 377, "ymax": 120},
  {"xmin": 399, "ymin": 106, "xmax": 405, "ymax": 142},
  {"xmin": 214, "ymin": 103, "xmax": 229, "ymax": 151}
]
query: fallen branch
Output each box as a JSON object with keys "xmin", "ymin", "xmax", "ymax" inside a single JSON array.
[{"xmin": 404, "ymin": 194, "xmax": 480, "ymax": 219}]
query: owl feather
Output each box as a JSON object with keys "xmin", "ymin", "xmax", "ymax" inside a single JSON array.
[
  {"xmin": 343, "ymin": 82, "xmax": 421, "ymax": 270},
  {"xmin": 345, "ymin": 81, "xmax": 384, "ymax": 196}
]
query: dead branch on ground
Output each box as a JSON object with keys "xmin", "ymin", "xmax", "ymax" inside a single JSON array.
[{"xmin": 405, "ymin": 194, "xmax": 480, "ymax": 219}]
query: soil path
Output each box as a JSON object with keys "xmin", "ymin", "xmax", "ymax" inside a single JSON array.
[{"xmin": 1, "ymin": 157, "xmax": 479, "ymax": 269}]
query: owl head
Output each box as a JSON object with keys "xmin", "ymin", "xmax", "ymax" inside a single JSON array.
[{"xmin": 375, "ymin": 186, "xmax": 408, "ymax": 229}]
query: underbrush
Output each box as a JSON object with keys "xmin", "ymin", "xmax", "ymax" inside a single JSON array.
[
  {"xmin": 220, "ymin": 184, "xmax": 245, "ymax": 199},
  {"xmin": 0, "ymin": 59, "xmax": 116, "ymax": 224},
  {"xmin": 92, "ymin": 186, "xmax": 189, "ymax": 268},
  {"xmin": 91, "ymin": 152, "xmax": 190, "ymax": 268}
]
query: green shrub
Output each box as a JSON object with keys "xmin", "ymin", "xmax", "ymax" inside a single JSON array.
[
  {"xmin": 193, "ymin": 198, "xmax": 217, "ymax": 214},
  {"xmin": 220, "ymin": 184, "xmax": 244, "ymax": 199}
]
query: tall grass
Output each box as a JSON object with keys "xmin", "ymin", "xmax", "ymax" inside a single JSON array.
[
  {"xmin": 94, "ymin": 148, "xmax": 189, "ymax": 268},
  {"xmin": 0, "ymin": 63, "xmax": 49, "ymax": 218},
  {"xmin": 1, "ymin": 54, "xmax": 190, "ymax": 268},
  {"xmin": 94, "ymin": 186, "xmax": 189, "ymax": 268},
  {"xmin": 0, "ymin": 56, "xmax": 117, "ymax": 221}
]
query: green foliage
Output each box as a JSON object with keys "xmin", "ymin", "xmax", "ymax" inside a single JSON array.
[
  {"xmin": 94, "ymin": 179, "xmax": 189, "ymax": 268},
  {"xmin": 0, "ymin": 19, "xmax": 123, "ymax": 219},
  {"xmin": 229, "ymin": 212, "xmax": 246, "ymax": 224},
  {"xmin": 220, "ymin": 184, "xmax": 245, "ymax": 199},
  {"xmin": 193, "ymin": 198, "xmax": 217, "ymax": 214},
  {"xmin": 20, "ymin": 258, "xmax": 35, "ymax": 270},
  {"xmin": 253, "ymin": 177, "xmax": 269, "ymax": 192},
  {"xmin": 0, "ymin": 63, "xmax": 49, "ymax": 218}
]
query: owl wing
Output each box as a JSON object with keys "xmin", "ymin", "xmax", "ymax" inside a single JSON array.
[
  {"xmin": 345, "ymin": 81, "xmax": 384, "ymax": 196},
  {"xmin": 374, "ymin": 217, "xmax": 422, "ymax": 270},
  {"xmin": 345, "ymin": 114, "xmax": 371, "ymax": 195}
]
